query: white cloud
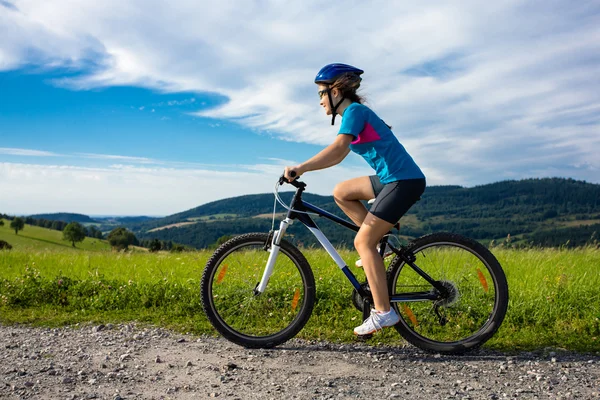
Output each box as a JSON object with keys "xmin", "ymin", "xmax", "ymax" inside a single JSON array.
[
  {"xmin": 151, "ymin": 98, "xmax": 196, "ymax": 107},
  {"xmin": 0, "ymin": 160, "xmax": 372, "ymax": 215},
  {"xmin": 0, "ymin": 1, "xmax": 18, "ymax": 11},
  {"xmin": 0, "ymin": 147, "xmax": 61, "ymax": 157},
  {"xmin": 76, "ymin": 153, "xmax": 157, "ymax": 164},
  {"xmin": 0, "ymin": 0, "xmax": 599, "ymax": 187}
]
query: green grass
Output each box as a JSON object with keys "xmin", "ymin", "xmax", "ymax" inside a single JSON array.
[
  {"xmin": 492, "ymin": 246, "xmax": 600, "ymax": 351},
  {"xmin": 0, "ymin": 219, "xmax": 112, "ymax": 251},
  {"xmin": 0, "ymin": 243, "xmax": 598, "ymax": 353}
]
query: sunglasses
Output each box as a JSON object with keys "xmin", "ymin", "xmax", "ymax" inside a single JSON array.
[{"xmin": 318, "ymin": 88, "xmax": 330, "ymax": 99}]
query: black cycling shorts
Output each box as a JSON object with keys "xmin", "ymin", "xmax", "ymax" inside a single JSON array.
[{"xmin": 368, "ymin": 176, "xmax": 426, "ymax": 224}]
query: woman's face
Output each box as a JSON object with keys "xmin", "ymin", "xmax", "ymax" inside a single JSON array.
[{"xmin": 318, "ymin": 84, "xmax": 339, "ymax": 115}]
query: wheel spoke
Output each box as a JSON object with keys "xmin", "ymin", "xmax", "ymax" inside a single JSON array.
[
  {"xmin": 201, "ymin": 234, "xmax": 315, "ymax": 348},
  {"xmin": 389, "ymin": 233, "xmax": 508, "ymax": 354}
]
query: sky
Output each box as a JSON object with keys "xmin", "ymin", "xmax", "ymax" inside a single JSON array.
[{"xmin": 1, "ymin": 0, "xmax": 599, "ymax": 216}]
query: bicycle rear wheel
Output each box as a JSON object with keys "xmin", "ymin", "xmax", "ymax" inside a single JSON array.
[
  {"xmin": 387, "ymin": 232, "xmax": 508, "ymax": 354},
  {"xmin": 201, "ymin": 233, "xmax": 315, "ymax": 348}
]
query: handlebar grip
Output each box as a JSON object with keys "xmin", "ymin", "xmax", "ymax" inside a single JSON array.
[
  {"xmin": 278, "ymin": 171, "xmax": 306, "ymax": 188},
  {"xmin": 278, "ymin": 169, "xmax": 305, "ymax": 187}
]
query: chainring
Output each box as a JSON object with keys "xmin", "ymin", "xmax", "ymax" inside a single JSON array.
[{"xmin": 351, "ymin": 282, "xmax": 373, "ymax": 312}]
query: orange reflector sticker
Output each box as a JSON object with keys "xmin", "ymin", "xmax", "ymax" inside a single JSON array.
[
  {"xmin": 216, "ymin": 265, "xmax": 228, "ymax": 284},
  {"xmin": 477, "ymin": 269, "xmax": 489, "ymax": 292},
  {"xmin": 291, "ymin": 288, "xmax": 300, "ymax": 312},
  {"xmin": 401, "ymin": 304, "xmax": 418, "ymax": 326}
]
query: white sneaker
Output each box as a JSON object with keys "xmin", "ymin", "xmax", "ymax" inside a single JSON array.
[
  {"xmin": 355, "ymin": 244, "xmax": 394, "ymax": 268},
  {"xmin": 354, "ymin": 309, "xmax": 400, "ymax": 335}
]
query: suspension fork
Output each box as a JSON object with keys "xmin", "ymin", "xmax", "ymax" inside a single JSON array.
[{"xmin": 255, "ymin": 218, "xmax": 293, "ymax": 294}]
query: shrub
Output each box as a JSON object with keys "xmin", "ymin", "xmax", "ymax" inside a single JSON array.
[{"xmin": 107, "ymin": 227, "xmax": 138, "ymax": 251}]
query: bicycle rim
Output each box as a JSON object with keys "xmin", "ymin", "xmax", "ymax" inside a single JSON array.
[
  {"xmin": 389, "ymin": 233, "xmax": 508, "ymax": 353},
  {"xmin": 202, "ymin": 234, "xmax": 314, "ymax": 347}
]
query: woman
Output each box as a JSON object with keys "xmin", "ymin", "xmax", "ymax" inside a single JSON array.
[{"xmin": 283, "ymin": 63, "xmax": 426, "ymax": 336}]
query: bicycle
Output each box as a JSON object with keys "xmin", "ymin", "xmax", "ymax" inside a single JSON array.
[{"xmin": 200, "ymin": 175, "xmax": 509, "ymax": 354}]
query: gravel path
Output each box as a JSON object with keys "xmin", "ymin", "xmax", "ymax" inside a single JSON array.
[{"xmin": 1, "ymin": 323, "xmax": 598, "ymax": 400}]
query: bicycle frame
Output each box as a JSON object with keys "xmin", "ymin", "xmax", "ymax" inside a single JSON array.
[{"xmin": 257, "ymin": 179, "xmax": 445, "ymax": 307}]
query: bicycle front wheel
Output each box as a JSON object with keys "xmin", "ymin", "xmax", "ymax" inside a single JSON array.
[
  {"xmin": 388, "ymin": 232, "xmax": 508, "ymax": 354},
  {"xmin": 201, "ymin": 233, "xmax": 316, "ymax": 348}
]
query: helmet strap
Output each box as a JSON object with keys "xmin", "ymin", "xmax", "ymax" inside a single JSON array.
[{"xmin": 328, "ymin": 90, "xmax": 345, "ymax": 126}]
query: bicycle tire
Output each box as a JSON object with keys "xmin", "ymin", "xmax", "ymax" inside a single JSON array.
[
  {"xmin": 201, "ymin": 233, "xmax": 316, "ymax": 348},
  {"xmin": 387, "ymin": 232, "xmax": 508, "ymax": 354}
]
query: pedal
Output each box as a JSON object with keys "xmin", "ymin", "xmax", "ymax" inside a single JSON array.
[{"xmin": 355, "ymin": 334, "xmax": 373, "ymax": 341}]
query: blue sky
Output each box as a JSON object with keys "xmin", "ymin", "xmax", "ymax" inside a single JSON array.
[{"xmin": 1, "ymin": 1, "xmax": 599, "ymax": 216}]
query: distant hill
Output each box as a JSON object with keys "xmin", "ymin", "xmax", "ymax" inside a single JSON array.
[
  {"xmin": 0, "ymin": 218, "xmax": 111, "ymax": 251},
  {"xmin": 28, "ymin": 213, "xmax": 98, "ymax": 224},
  {"xmin": 94, "ymin": 216, "xmax": 159, "ymax": 224},
  {"xmin": 124, "ymin": 192, "xmax": 335, "ymax": 232},
  {"xmin": 125, "ymin": 177, "xmax": 600, "ymax": 249}
]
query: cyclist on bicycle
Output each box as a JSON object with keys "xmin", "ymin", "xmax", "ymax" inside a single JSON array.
[{"xmin": 284, "ymin": 63, "xmax": 426, "ymax": 336}]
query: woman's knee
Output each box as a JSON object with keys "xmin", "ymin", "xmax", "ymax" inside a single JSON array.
[
  {"xmin": 333, "ymin": 181, "xmax": 351, "ymax": 202},
  {"xmin": 354, "ymin": 231, "xmax": 378, "ymax": 252},
  {"xmin": 333, "ymin": 177, "xmax": 373, "ymax": 202}
]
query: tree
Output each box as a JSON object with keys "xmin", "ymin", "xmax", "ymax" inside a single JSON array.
[
  {"xmin": 107, "ymin": 227, "xmax": 138, "ymax": 251},
  {"xmin": 149, "ymin": 238, "xmax": 162, "ymax": 252},
  {"xmin": 216, "ymin": 235, "xmax": 233, "ymax": 246},
  {"xmin": 63, "ymin": 222, "xmax": 86, "ymax": 247},
  {"xmin": 0, "ymin": 219, "xmax": 4, "ymax": 226},
  {"xmin": 87, "ymin": 225, "xmax": 104, "ymax": 239},
  {"xmin": 170, "ymin": 243, "xmax": 186, "ymax": 253},
  {"xmin": 51, "ymin": 220, "xmax": 66, "ymax": 231},
  {"xmin": 10, "ymin": 218, "xmax": 24, "ymax": 235}
]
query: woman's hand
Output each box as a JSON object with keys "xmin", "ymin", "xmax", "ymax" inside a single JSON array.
[{"xmin": 284, "ymin": 165, "xmax": 303, "ymax": 181}]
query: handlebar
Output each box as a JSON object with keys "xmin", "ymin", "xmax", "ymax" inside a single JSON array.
[{"xmin": 278, "ymin": 171, "xmax": 306, "ymax": 189}]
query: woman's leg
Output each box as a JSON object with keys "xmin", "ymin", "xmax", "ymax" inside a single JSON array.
[
  {"xmin": 332, "ymin": 176, "xmax": 375, "ymax": 226},
  {"xmin": 354, "ymin": 212, "xmax": 395, "ymax": 311}
]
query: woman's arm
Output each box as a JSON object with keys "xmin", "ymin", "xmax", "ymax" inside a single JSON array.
[{"xmin": 284, "ymin": 134, "xmax": 353, "ymax": 180}]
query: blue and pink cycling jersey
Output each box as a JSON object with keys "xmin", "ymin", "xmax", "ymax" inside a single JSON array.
[{"xmin": 338, "ymin": 102, "xmax": 425, "ymax": 184}]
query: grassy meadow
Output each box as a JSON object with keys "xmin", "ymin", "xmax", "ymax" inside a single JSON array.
[
  {"xmin": 0, "ymin": 218, "xmax": 111, "ymax": 251},
  {"xmin": 0, "ymin": 221, "xmax": 598, "ymax": 353}
]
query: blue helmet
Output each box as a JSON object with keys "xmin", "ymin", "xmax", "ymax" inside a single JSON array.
[
  {"xmin": 314, "ymin": 63, "xmax": 364, "ymax": 84},
  {"xmin": 315, "ymin": 64, "xmax": 364, "ymax": 126}
]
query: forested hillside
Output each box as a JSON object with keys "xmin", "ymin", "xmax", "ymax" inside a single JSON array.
[
  {"xmin": 28, "ymin": 213, "xmax": 98, "ymax": 224},
  {"xmin": 133, "ymin": 178, "xmax": 600, "ymax": 249},
  {"xmin": 123, "ymin": 192, "xmax": 337, "ymax": 232}
]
